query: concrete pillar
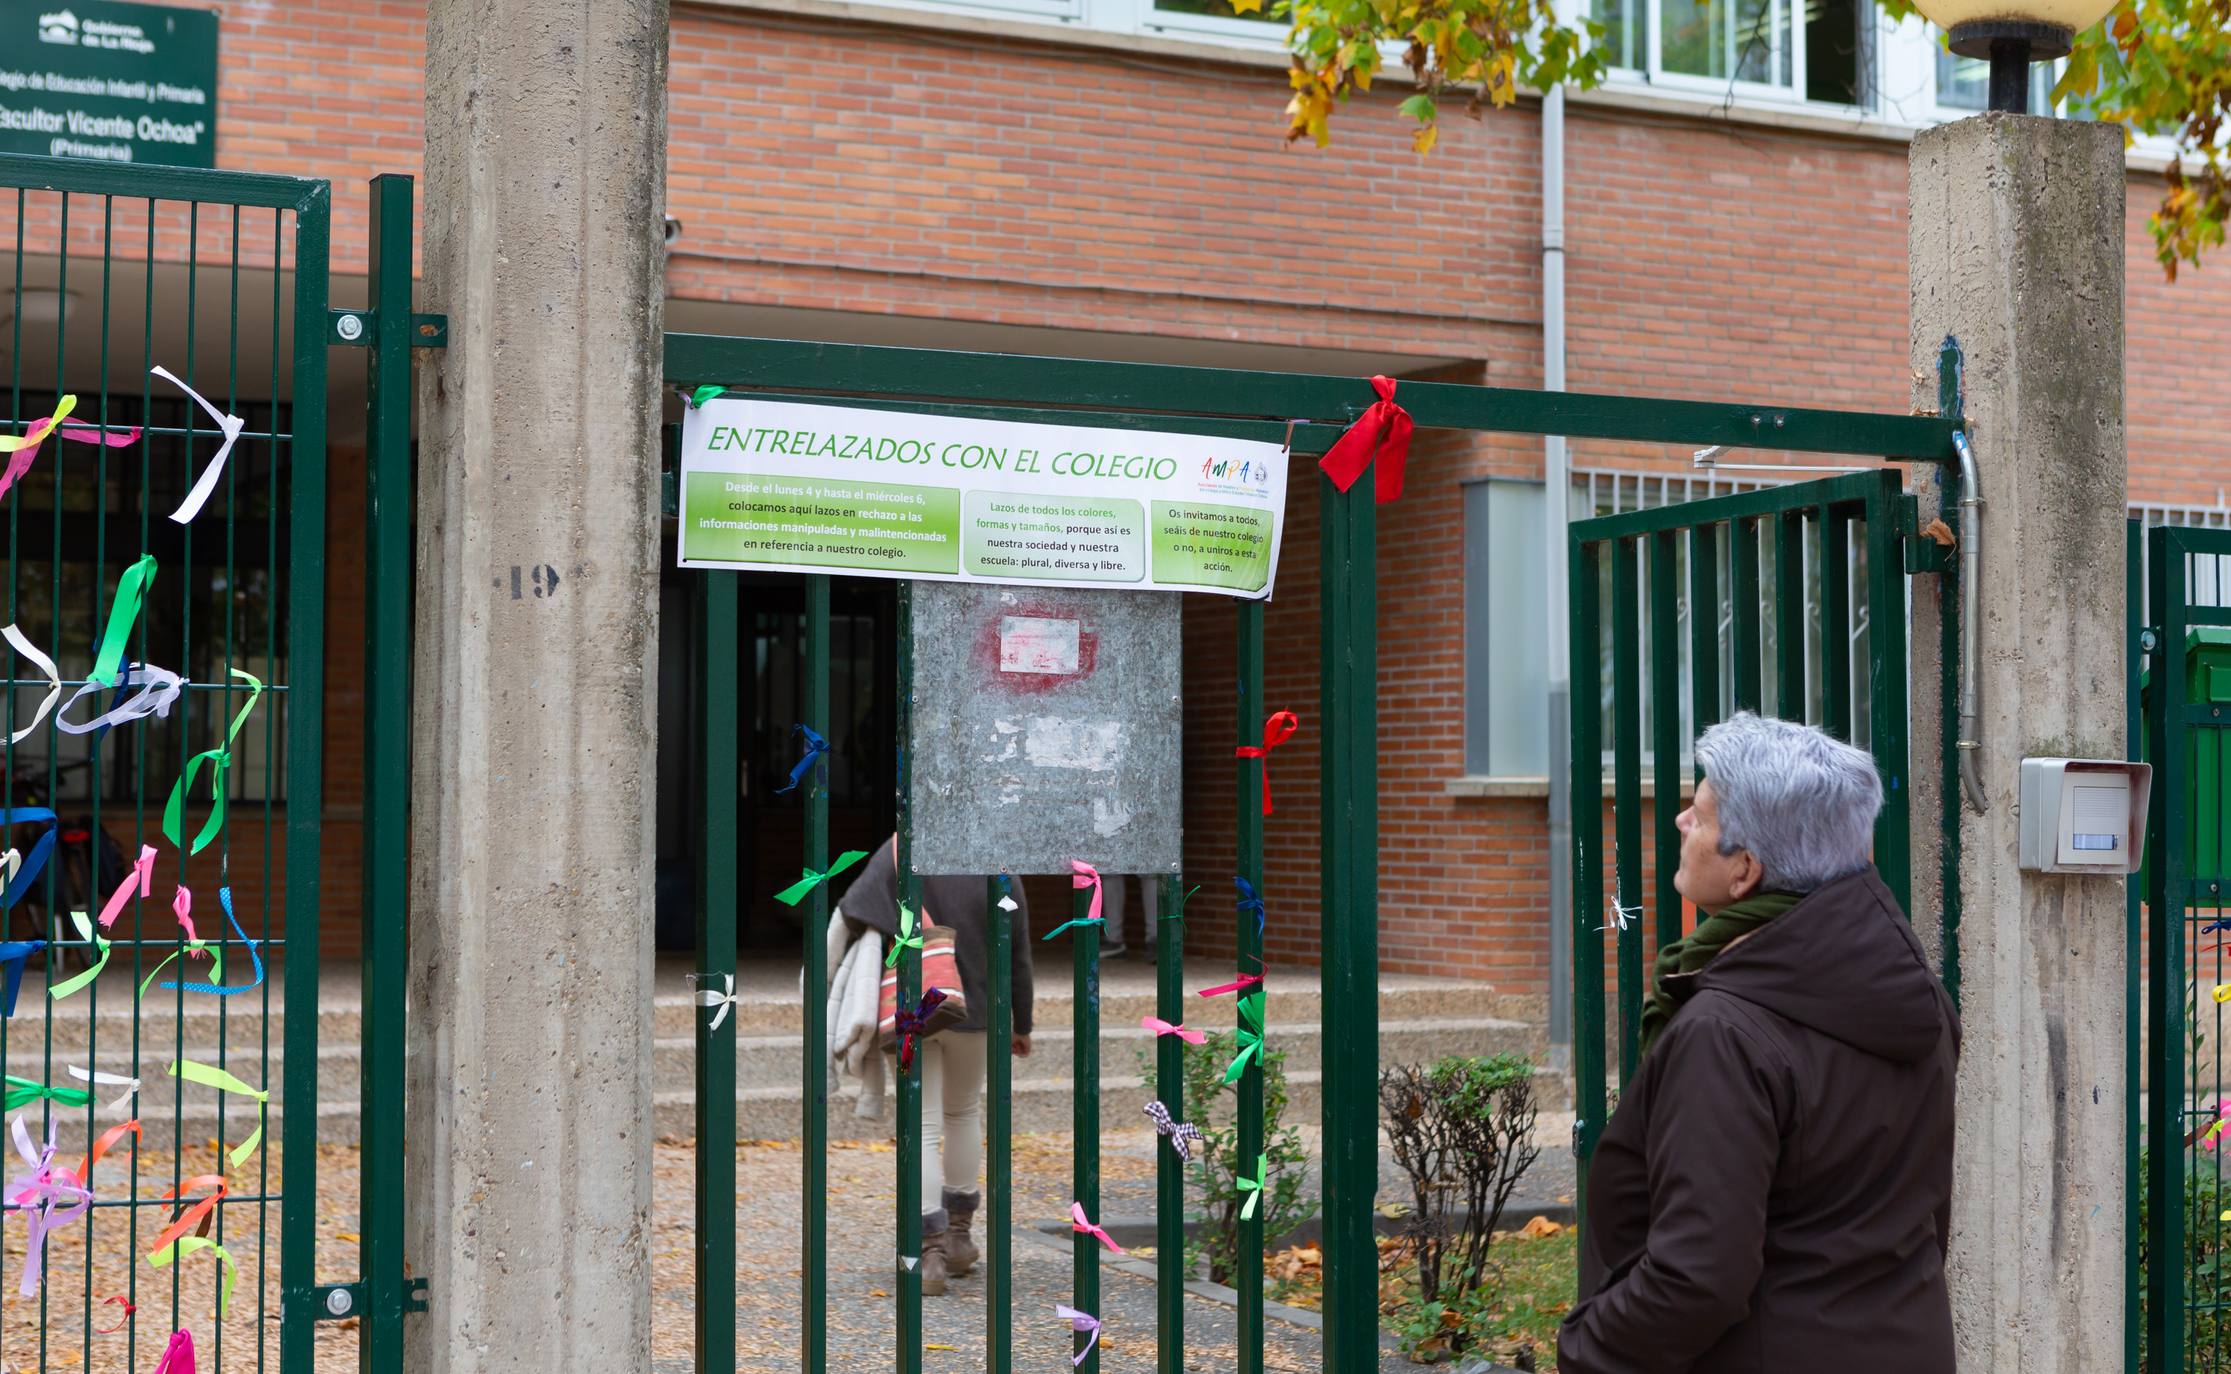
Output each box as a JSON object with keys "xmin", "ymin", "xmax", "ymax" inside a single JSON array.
[
  {"xmin": 407, "ymin": 2, "xmax": 668, "ymax": 1370},
  {"xmin": 1908, "ymin": 112, "xmax": 2127, "ymax": 1374}
]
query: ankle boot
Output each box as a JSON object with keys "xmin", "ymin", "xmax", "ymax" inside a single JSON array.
[
  {"xmin": 919, "ymin": 1222, "xmax": 949, "ymax": 1297},
  {"xmin": 944, "ymin": 1190, "xmax": 982, "ymax": 1276}
]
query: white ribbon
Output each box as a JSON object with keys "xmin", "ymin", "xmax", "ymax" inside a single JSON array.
[
  {"xmin": 152, "ymin": 365, "xmax": 246, "ymax": 526},
  {"xmin": 0, "ymin": 850, "xmax": 19, "ymax": 890},
  {"xmin": 998, "ymin": 895, "xmax": 1018, "ymax": 912},
  {"xmin": 693, "ymin": 972, "xmax": 740, "ymax": 1031},
  {"xmin": 66, "ymin": 1066, "xmax": 140, "ymax": 1114},
  {"xmin": 54, "ymin": 663, "xmax": 182, "ymax": 734},
  {"xmin": 0, "ymin": 625, "xmax": 59, "ymax": 744}
]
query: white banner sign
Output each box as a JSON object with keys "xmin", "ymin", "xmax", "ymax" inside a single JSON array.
[{"xmin": 677, "ymin": 399, "xmax": 1288, "ymax": 599}]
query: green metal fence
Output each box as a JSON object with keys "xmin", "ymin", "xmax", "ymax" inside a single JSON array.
[
  {"xmin": 1564, "ymin": 464, "xmax": 1932, "ymax": 1210},
  {"xmin": 0, "ymin": 153, "xmax": 420, "ymax": 1372},
  {"xmin": 2138, "ymin": 519, "xmax": 2231, "ymax": 1374},
  {"xmin": 664, "ymin": 333, "xmax": 1962, "ymax": 1371}
]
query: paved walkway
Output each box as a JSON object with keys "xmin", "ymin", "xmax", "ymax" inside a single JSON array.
[{"xmin": 649, "ymin": 1127, "xmax": 1573, "ymax": 1373}]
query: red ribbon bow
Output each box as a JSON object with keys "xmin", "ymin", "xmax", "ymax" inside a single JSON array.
[
  {"xmin": 1317, "ymin": 375, "xmax": 1413, "ymax": 504},
  {"xmin": 893, "ymin": 987, "xmax": 949, "ymax": 1072},
  {"xmin": 1234, "ymin": 712, "xmax": 1299, "ymax": 817}
]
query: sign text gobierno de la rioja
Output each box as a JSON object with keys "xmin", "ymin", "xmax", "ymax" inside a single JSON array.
[{"xmin": 0, "ymin": 3, "xmax": 217, "ymax": 168}]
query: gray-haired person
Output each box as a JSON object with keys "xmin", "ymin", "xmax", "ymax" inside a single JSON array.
[{"xmin": 1559, "ymin": 712, "xmax": 1960, "ymax": 1374}]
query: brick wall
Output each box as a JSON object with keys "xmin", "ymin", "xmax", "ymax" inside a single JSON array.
[{"xmin": 114, "ymin": 1, "xmax": 2231, "ymax": 987}]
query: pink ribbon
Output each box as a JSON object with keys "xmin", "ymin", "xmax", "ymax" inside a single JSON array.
[
  {"xmin": 7, "ymin": 1113, "xmax": 92, "ymax": 1297},
  {"xmin": 1197, "ymin": 973, "xmax": 1264, "ymax": 999},
  {"xmin": 172, "ymin": 884, "xmax": 199, "ymax": 945},
  {"xmin": 0, "ymin": 397, "xmax": 140, "ymax": 504},
  {"xmin": 1056, "ymin": 1305, "xmax": 1102, "ymax": 1368},
  {"xmin": 95, "ymin": 844, "xmax": 156, "ymax": 930},
  {"xmin": 1140, "ymin": 1015, "xmax": 1206, "ymax": 1045},
  {"xmin": 1069, "ymin": 1201, "xmax": 1123, "ymax": 1254},
  {"xmin": 1071, "ymin": 860, "xmax": 1102, "ymax": 925},
  {"xmin": 153, "ymin": 1329, "xmax": 195, "ymax": 1374}
]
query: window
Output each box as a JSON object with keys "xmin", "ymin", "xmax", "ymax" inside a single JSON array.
[
  {"xmin": 1596, "ymin": 0, "xmax": 1870, "ymax": 103},
  {"xmin": 1464, "ymin": 469, "xmax": 1881, "ymax": 780}
]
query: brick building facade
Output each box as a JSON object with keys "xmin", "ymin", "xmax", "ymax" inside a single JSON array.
[{"xmin": 50, "ymin": 1, "xmax": 2226, "ymax": 1027}]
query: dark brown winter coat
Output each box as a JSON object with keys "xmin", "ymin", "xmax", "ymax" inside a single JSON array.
[
  {"xmin": 833, "ymin": 836, "xmax": 1035, "ymax": 1036},
  {"xmin": 1558, "ymin": 867, "xmax": 1959, "ymax": 1374}
]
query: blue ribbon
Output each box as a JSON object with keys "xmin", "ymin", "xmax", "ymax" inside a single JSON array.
[
  {"xmin": 1235, "ymin": 875, "xmax": 1265, "ymax": 937},
  {"xmin": 0, "ymin": 808, "xmax": 58, "ymax": 911},
  {"xmin": 2207, "ymin": 917, "xmax": 2231, "ymax": 935},
  {"xmin": 161, "ymin": 887, "xmax": 264, "ymax": 997},
  {"xmin": 773, "ymin": 723, "xmax": 829, "ymax": 797},
  {"xmin": 0, "ymin": 940, "xmax": 41, "ymax": 1016}
]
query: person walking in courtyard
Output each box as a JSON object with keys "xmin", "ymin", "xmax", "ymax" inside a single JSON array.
[
  {"xmin": 832, "ymin": 837, "xmax": 1034, "ymax": 1296},
  {"xmin": 1558, "ymin": 712, "xmax": 1959, "ymax": 1374}
]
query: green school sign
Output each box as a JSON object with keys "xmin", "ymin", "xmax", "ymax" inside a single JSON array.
[
  {"xmin": 677, "ymin": 397, "xmax": 1290, "ymax": 598},
  {"xmin": 0, "ymin": 2, "xmax": 217, "ymax": 167}
]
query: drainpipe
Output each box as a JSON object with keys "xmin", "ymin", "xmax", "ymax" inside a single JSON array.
[
  {"xmin": 1542, "ymin": 84, "xmax": 1573, "ymax": 1068},
  {"xmin": 1952, "ymin": 428, "xmax": 1987, "ymax": 813}
]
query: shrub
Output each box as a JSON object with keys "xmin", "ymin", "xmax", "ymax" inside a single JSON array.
[
  {"xmin": 1136, "ymin": 1028, "xmax": 1318, "ymax": 1285},
  {"xmin": 1381, "ymin": 1054, "xmax": 1543, "ymax": 1310}
]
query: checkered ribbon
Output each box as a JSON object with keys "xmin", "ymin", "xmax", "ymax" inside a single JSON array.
[{"xmin": 1142, "ymin": 1099, "xmax": 1201, "ymax": 1164}]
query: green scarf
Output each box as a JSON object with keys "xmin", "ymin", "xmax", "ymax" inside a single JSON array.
[{"xmin": 1636, "ymin": 890, "xmax": 1802, "ymax": 1060}]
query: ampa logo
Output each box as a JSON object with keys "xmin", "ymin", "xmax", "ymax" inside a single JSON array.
[{"xmin": 38, "ymin": 9, "xmax": 79, "ymax": 44}]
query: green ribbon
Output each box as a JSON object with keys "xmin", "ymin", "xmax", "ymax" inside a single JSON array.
[
  {"xmin": 3, "ymin": 1074, "xmax": 93, "ymax": 1112},
  {"xmin": 885, "ymin": 902, "xmax": 922, "ymax": 970},
  {"xmin": 1237, "ymin": 1152, "xmax": 1269, "ymax": 1220},
  {"xmin": 1041, "ymin": 913, "xmax": 1105, "ymax": 942},
  {"xmin": 169, "ymin": 1059, "xmax": 267, "ymax": 1171},
  {"xmin": 772, "ymin": 849, "xmax": 867, "ymax": 907},
  {"xmin": 138, "ymin": 944, "xmax": 222, "ymax": 1003},
  {"xmin": 1167, "ymin": 884, "xmax": 1201, "ymax": 922},
  {"xmin": 162, "ymin": 669, "xmax": 264, "ymax": 856},
  {"xmin": 1223, "ymin": 989, "xmax": 1266, "ymax": 1084},
  {"xmin": 689, "ymin": 384, "xmax": 726, "ymax": 408},
  {"xmin": 150, "ymin": 1235, "xmax": 236, "ymax": 1316},
  {"xmin": 48, "ymin": 908, "xmax": 110, "ymax": 1001},
  {"xmin": 89, "ymin": 555, "xmax": 157, "ymax": 688}
]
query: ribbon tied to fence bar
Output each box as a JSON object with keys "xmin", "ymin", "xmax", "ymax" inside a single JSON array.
[
  {"xmin": 893, "ymin": 987, "xmax": 949, "ymax": 1072},
  {"xmin": 1317, "ymin": 374, "xmax": 1413, "ymax": 505},
  {"xmin": 1197, "ymin": 972, "xmax": 1263, "ymax": 999},
  {"xmin": 163, "ymin": 669, "xmax": 265, "ymax": 856},
  {"xmin": 152, "ymin": 1330, "xmax": 194, "ymax": 1374},
  {"xmin": 89, "ymin": 556, "xmax": 158, "ymax": 688},
  {"xmin": 886, "ymin": 902, "xmax": 923, "ymax": 970},
  {"xmin": 1139, "ymin": 1015, "xmax": 1205, "ymax": 1045},
  {"xmin": 1055, "ymin": 1305, "xmax": 1102, "ymax": 1369},
  {"xmin": 161, "ymin": 888, "xmax": 265, "ymax": 998},
  {"xmin": 55, "ymin": 663, "xmax": 182, "ymax": 736},
  {"xmin": 1237, "ymin": 1152, "xmax": 1270, "ymax": 1220},
  {"xmin": 0, "ymin": 395, "xmax": 141, "ymax": 505},
  {"xmin": 1224, "ymin": 989, "xmax": 1266, "ymax": 1084},
  {"xmin": 0, "ymin": 625, "xmax": 58, "ymax": 744},
  {"xmin": 2, "ymin": 1076, "xmax": 93, "ymax": 1113},
  {"xmin": 1142, "ymin": 1099, "xmax": 1203, "ymax": 1163},
  {"xmin": 693, "ymin": 973, "xmax": 741, "ymax": 1030},
  {"xmin": 0, "ymin": 940, "xmax": 45, "ymax": 1016},
  {"xmin": 773, "ymin": 722, "xmax": 828, "ymax": 796},
  {"xmin": 1069, "ymin": 1201, "xmax": 1123, "ymax": 1254},
  {"xmin": 1234, "ymin": 712, "xmax": 1299, "ymax": 817},
  {"xmin": 167, "ymin": 1060, "xmax": 268, "ymax": 1171},
  {"xmin": 775, "ymin": 849, "xmax": 868, "ymax": 907},
  {"xmin": 8, "ymin": 1112, "xmax": 93, "ymax": 1297},
  {"xmin": 1044, "ymin": 860, "xmax": 1107, "ymax": 941},
  {"xmin": 1235, "ymin": 875, "xmax": 1266, "ymax": 937}
]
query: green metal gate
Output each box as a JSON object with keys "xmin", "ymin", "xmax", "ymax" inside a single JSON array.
[
  {"xmin": 1564, "ymin": 464, "xmax": 1933, "ymax": 1211},
  {"xmin": 0, "ymin": 154, "xmax": 423, "ymax": 1372},
  {"xmin": 2138, "ymin": 519, "xmax": 2231, "ymax": 1374},
  {"xmin": 663, "ymin": 335, "xmax": 1963, "ymax": 1372}
]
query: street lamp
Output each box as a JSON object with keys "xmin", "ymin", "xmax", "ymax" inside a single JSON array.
[{"xmin": 1912, "ymin": 0, "xmax": 2117, "ymax": 112}]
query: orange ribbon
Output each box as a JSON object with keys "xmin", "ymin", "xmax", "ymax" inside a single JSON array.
[
  {"xmin": 148, "ymin": 1173, "xmax": 227, "ymax": 1258},
  {"xmin": 1317, "ymin": 375, "xmax": 1413, "ymax": 504},
  {"xmin": 60, "ymin": 1118, "xmax": 139, "ymax": 1191},
  {"xmin": 1234, "ymin": 711, "xmax": 1299, "ymax": 817}
]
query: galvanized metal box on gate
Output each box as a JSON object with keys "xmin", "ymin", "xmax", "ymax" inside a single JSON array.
[{"xmin": 906, "ymin": 582, "xmax": 1182, "ymax": 876}]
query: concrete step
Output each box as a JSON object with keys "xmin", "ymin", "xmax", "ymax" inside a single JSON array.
[
  {"xmin": 665, "ymin": 1063, "xmax": 1576, "ymax": 1142},
  {"xmin": 654, "ymin": 974, "xmax": 1535, "ymax": 1039},
  {"xmin": 693, "ymin": 1015, "xmax": 1546, "ymax": 1094}
]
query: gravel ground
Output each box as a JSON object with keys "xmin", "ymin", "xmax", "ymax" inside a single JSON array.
[
  {"xmin": 0, "ymin": 1140, "xmax": 361, "ymax": 1373},
  {"xmin": 0, "ymin": 1123, "xmax": 1574, "ymax": 1372},
  {"xmin": 652, "ymin": 1128, "xmax": 1355, "ymax": 1374}
]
